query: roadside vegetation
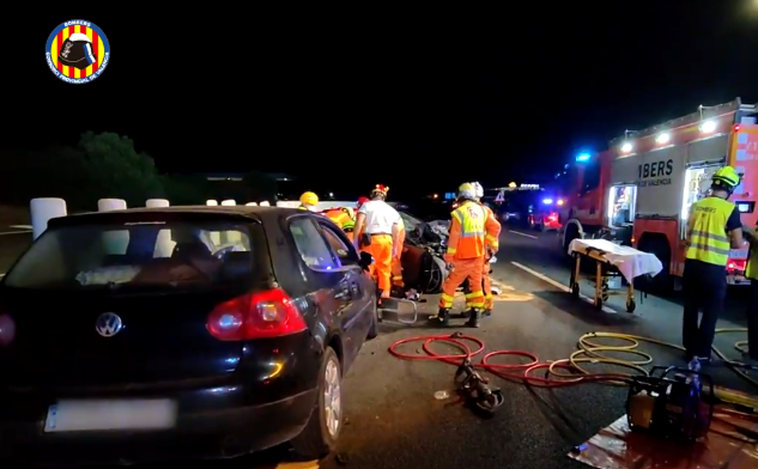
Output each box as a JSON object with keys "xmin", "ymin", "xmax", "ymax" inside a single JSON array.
[{"xmin": 2, "ymin": 132, "xmax": 277, "ymax": 211}]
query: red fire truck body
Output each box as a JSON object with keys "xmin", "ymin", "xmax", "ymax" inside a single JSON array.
[
  {"xmin": 560, "ymin": 99, "xmax": 758, "ymax": 287},
  {"xmin": 611, "ymin": 100, "xmax": 758, "ymax": 286}
]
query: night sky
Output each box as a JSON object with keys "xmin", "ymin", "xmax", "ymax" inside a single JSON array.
[{"xmin": 6, "ymin": 4, "xmax": 758, "ymax": 199}]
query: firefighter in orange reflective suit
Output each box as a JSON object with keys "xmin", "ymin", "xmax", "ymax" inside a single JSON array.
[
  {"xmin": 391, "ymin": 216, "xmax": 406, "ymax": 289},
  {"xmin": 322, "ymin": 207, "xmax": 356, "ymax": 242},
  {"xmin": 474, "ymin": 181, "xmax": 501, "ymax": 314},
  {"xmin": 353, "ymin": 185, "xmax": 401, "ymax": 298},
  {"xmin": 432, "ymin": 183, "xmax": 500, "ymax": 327}
]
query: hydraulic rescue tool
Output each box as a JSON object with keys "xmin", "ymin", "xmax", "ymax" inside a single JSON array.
[
  {"xmin": 626, "ymin": 362, "xmax": 714, "ymax": 440},
  {"xmin": 454, "ymin": 357, "xmax": 504, "ymax": 416}
]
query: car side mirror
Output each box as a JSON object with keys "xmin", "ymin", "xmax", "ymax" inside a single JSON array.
[{"xmin": 359, "ymin": 251, "xmax": 373, "ymax": 271}]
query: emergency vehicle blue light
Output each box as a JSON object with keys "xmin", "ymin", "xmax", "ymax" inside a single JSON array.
[
  {"xmin": 542, "ymin": 198, "xmax": 553, "ymax": 204},
  {"xmin": 576, "ymin": 153, "xmax": 591, "ymax": 162}
]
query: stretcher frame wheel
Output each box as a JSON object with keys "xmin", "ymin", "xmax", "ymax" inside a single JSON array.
[
  {"xmin": 377, "ymin": 297, "xmax": 418, "ymax": 325},
  {"xmin": 626, "ymin": 298, "xmax": 636, "ymax": 313},
  {"xmin": 571, "ymin": 283, "xmax": 580, "ymax": 298}
]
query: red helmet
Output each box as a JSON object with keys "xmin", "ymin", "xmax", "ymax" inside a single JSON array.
[{"xmin": 357, "ymin": 196, "xmax": 369, "ymax": 209}]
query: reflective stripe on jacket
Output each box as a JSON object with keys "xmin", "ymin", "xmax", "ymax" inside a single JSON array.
[
  {"xmin": 446, "ymin": 200, "xmax": 486, "ymax": 259},
  {"xmin": 482, "ymin": 205, "xmax": 501, "ymax": 249},
  {"xmin": 685, "ymin": 196, "xmax": 735, "ymax": 266},
  {"xmin": 324, "ymin": 208, "xmax": 355, "ymax": 231}
]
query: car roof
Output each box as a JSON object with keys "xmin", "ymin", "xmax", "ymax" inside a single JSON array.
[{"xmin": 47, "ymin": 205, "xmax": 306, "ymax": 227}]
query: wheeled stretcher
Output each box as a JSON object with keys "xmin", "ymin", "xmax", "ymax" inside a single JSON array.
[{"xmin": 567, "ymin": 239, "xmax": 664, "ymax": 313}]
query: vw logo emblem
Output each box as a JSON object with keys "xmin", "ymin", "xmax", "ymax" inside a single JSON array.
[{"xmin": 95, "ymin": 313, "xmax": 123, "ymax": 337}]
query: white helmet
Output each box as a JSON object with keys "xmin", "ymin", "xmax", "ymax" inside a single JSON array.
[{"xmin": 472, "ymin": 181, "xmax": 484, "ymax": 199}]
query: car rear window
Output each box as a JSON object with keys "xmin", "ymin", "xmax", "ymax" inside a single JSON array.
[{"xmin": 3, "ymin": 221, "xmax": 257, "ymax": 290}]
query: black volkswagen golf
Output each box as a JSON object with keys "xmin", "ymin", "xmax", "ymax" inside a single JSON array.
[{"xmin": 0, "ymin": 206, "xmax": 377, "ymax": 465}]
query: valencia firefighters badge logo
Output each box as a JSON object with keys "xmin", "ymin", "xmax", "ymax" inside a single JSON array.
[{"xmin": 45, "ymin": 20, "xmax": 110, "ymax": 84}]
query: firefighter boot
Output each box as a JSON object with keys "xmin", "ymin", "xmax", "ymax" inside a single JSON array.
[
  {"xmin": 430, "ymin": 308, "xmax": 450, "ymax": 327},
  {"xmin": 466, "ymin": 309, "xmax": 482, "ymax": 328},
  {"xmin": 456, "ymin": 309, "xmax": 474, "ymax": 319}
]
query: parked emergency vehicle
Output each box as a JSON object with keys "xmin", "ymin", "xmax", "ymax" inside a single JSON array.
[
  {"xmin": 559, "ymin": 150, "xmax": 615, "ymax": 249},
  {"xmin": 561, "ymin": 98, "xmax": 758, "ymax": 288}
]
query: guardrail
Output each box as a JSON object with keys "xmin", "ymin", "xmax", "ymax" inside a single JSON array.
[{"xmin": 28, "ymin": 198, "xmax": 355, "ymax": 241}]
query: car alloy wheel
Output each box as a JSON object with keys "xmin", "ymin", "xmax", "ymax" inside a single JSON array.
[{"xmin": 323, "ymin": 358, "xmax": 342, "ymax": 437}]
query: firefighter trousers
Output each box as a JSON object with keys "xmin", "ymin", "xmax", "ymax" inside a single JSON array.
[
  {"xmin": 365, "ymin": 234, "xmax": 393, "ymax": 297},
  {"xmin": 439, "ymin": 257, "xmax": 485, "ymax": 310},
  {"xmin": 682, "ymin": 259, "xmax": 727, "ymax": 359}
]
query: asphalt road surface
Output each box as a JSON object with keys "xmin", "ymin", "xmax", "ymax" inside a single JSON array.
[{"xmin": 1, "ymin": 224, "xmax": 757, "ymax": 468}]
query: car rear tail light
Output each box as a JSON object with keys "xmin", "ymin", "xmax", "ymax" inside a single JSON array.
[
  {"xmin": 207, "ymin": 288, "xmax": 307, "ymax": 341},
  {"xmin": 548, "ymin": 212, "xmax": 559, "ymax": 222},
  {"xmin": 0, "ymin": 314, "xmax": 15, "ymax": 347}
]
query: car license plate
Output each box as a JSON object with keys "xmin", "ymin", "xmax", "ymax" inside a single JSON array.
[{"xmin": 44, "ymin": 399, "xmax": 177, "ymax": 432}]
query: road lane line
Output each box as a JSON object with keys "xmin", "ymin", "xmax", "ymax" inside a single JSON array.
[
  {"xmin": 508, "ymin": 230, "xmax": 538, "ymax": 239},
  {"xmin": 9, "ymin": 225, "xmax": 32, "ymax": 230},
  {"xmin": 0, "ymin": 230, "xmax": 31, "ymax": 236},
  {"xmin": 510, "ymin": 261, "xmax": 617, "ymax": 314}
]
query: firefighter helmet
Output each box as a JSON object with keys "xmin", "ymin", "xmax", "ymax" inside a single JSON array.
[
  {"xmin": 472, "ymin": 181, "xmax": 484, "ymax": 199},
  {"xmin": 300, "ymin": 191, "xmax": 319, "ymax": 206},
  {"xmin": 712, "ymin": 166, "xmax": 741, "ymax": 190},
  {"xmin": 370, "ymin": 184, "xmax": 389, "ymax": 199},
  {"xmin": 458, "ymin": 183, "xmax": 476, "ymax": 200},
  {"xmin": 58, "ymin": 33, "xmax": 96, "ymax": 70}
]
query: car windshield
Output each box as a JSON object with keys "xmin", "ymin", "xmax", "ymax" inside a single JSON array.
[{"xmin": 3, "ymin": 221, "xmax": 256, "ymax": 291}]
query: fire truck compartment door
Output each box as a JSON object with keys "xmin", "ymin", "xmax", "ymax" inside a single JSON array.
[
  {"xmin": 610, "ymin": 155, "xmax": 638, "ymax": 185},
  {"xmin": 635, "ymin": 146, "xmax": 685, "ymax": 217},
  {"xmin": 687, "ymin": 135, "xmax": 729, "ymax": 165}
]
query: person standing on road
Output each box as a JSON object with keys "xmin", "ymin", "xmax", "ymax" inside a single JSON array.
[
  {"xmin": 432, "ymin": 183, "xmax": 498, "ymax": 328},
  {"xmin": 740, "ymin": 222, "xmax": 758, "ymax": 365},
  {"xmin": 353, "ymin": 185, "xmax": 401, "ymax": 299},
  {"xmin": 299, "ymin": 192, "xmax": 319, "ymax": 211},
  {"xmin": 682, "ymin": 166, "xmax": 746, "ymax": 362},
  {"xmin": 473, "ymin": 181, "xmax": 501, "ymax": 315}
]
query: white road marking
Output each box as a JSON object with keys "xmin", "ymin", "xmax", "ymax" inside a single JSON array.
[
  {"xmin": 508, "ymin": 230, "xmax": 538, "ymax": 239},
  {"xmin": 0, "ymin": 230, "xmax": 31, "ymax": 236},
  {"xmin": 511, "ymin": 261, "xmax": 617, "ymax": 314},
  {"xmin": 9, "ymin": 225, "xmax": 32, "ymax": 230}
]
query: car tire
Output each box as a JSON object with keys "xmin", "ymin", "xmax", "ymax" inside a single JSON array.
[
  {"xmin": 367, "ymin": 301, "xmax": 378, "ymax": 339},
  {"xmin": 290, "ymin": 346, "xmax": 342, "ymax": 459}
]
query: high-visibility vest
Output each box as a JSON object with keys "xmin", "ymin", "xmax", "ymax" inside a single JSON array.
[
  {"xmin": 685, "ymin": 196, "xmax": 735, "ymax": 266},
  {"xmin": 298, "ymin": 205, "xmax": 308, "ymax": 211},
  {"xmin": 323, "ymin": 208, "xmax": 355, "ymax": 231},
  {"xmin": 448, "ymin": 200, "xmax": 486, "ymax": 259},
  {"xmin": 747, "ymin": 246, "xmax": 758, "ymax": 280}
]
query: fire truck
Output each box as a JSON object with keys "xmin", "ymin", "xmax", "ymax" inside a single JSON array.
[{"xmin": 560, "ymin": 98, "xmax": 758, "ymax": 289}]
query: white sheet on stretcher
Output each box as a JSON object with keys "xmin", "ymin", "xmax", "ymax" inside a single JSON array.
[{"xmin": 567, "ymin": 238, "xmax": 663, "ymax": 283}]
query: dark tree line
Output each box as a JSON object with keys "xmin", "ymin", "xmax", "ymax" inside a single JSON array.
[{"xmin": 2, "ymin": 132, "xmax": 277, "ymax": 210}]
